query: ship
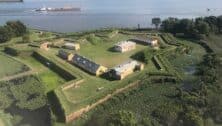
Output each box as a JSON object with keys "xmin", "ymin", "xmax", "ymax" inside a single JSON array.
[{"xmin": 35, "ymin": 7, "xmax": 81, "ymax": 12}]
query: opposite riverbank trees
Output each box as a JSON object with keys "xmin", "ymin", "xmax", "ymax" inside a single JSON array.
[{"xmin": 161, "ymin": 15, "xmax": 222, "ymax": 39}]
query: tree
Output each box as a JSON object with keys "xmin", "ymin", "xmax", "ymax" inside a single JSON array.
[
  {"xmin": 204, "ymin": 16, "xmax": 218, "ymax": 33},
  {"xmin": 217, "ymin": 15, "xmax": 222, "ymax": 33},
  {"xmin": 161, "ymin": 17, "xmax": 179, "ymax": 34},
  {"xmin": 152, "ymin": 103, "xmax": 181, "ymax": 125},
  {"xmin": 108, "ymin": 110, "xmax": 137, "ymax": 126},
  {"xmin": 184, "ymin": 111, "xmax": 204, "ymax": 126},
  {"xmin": 195, "ymin": 21, "xmax": 210, "ymax": 35},
  {"xmin": 0, "ymin": 26, "xmax": 11, "ymax": 43},
  {"xmin": 152, "ymin": 18, "xmax": 161, "ymax": 29},
  {"xmin": 6, "ymin": 21, "xmax": 27, "ymax": 37},
  {"xmin": 176, "ymin": 19, "xmax": 194, "ymax": 35}
]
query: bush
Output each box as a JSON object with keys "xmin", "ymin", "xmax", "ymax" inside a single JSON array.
[
  {"xmin": 10, "ymin": 76, "xmax": 46, "ymax": 110},
  {"xmin": 0, "ymin": 26, "xmax": 11, "ymax": 43},
  {"xmin": 183, "ymin": 111, "xmax": 204, "ymax": 126},
  {"xmin": 108, "ymin": 110, "xmax": 137, "ymax": 126},
  {"xmin": 86, "ymin": 34, "xmax": 102, "ymax": 45},
  {"xmin": 152, "ymin": 102, "xmax": 182, "ymax": 125},
  {"xmin": 6, "ymin": 20, "xmax": 27, "ymax": 37}
]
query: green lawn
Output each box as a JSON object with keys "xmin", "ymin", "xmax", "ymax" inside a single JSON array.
[
  {"xmin": 205, "ymin": 34, "xmax": 222, "ymax": 54},
  {"xmin": 17, "ymin": 56, "xmax": 67, "ymax": 93},
  {"xmin": 37, "ymin": 70, "xmax": 66, "ymax": 93},
  {"xmin": 0, "ymin": 53, "xmax": 29, "ymax": 78},
  {"xmin": 77, "ymin": 33, "xmax": 148, "ymax": 68}
]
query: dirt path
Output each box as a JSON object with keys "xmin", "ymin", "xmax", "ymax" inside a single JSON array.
[{"xmin": 0, "ymin": 70, "xmax": 35, "ymax": 82}]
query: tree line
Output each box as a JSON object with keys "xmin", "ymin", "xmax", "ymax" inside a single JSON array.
[
  {"xmin": 0, "ymin": 21, "xmax": 27, "ymax": 43},
  {"xmin": 159, "ymin": 16, "xmax": 222, "ymax": 38}
]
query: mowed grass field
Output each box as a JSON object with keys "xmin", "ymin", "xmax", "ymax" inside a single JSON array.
[
  {"xmin": 77, "ymin": 33, "xmax": 149, "ymax": 68},
  {"xmin": 0, "ymin": 53, "xmax": 29, "ymax": 78},
  {"xmin": 17, "ymin": 56, "xmax": 66, "ymax": 93}
]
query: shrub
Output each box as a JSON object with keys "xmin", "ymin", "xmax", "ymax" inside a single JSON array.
[
  {"xmin": 0, "ymin": 26, "xmax": 11, "ymax": 43},
  {"xmin": 108, "ymin": 110, "xmax": 137, "ymax": 126}
]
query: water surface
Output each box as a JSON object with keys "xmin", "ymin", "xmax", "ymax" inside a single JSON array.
[{"xmin": 0, "ymin": 0, "xmax": 221, "ymax": 32}]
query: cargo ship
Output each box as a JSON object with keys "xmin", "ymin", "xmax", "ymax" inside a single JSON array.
[{"xmin": 35, "ymin": 7, "xmax": 81, "ymax": 12}]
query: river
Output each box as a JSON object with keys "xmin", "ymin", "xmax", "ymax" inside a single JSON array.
[{"xmin": 0, "ymin": 0, "xmax": 221, "ymax": 32}]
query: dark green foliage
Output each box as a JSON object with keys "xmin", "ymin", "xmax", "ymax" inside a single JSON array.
[
  {"xmin": 4, "ymin": 47, "xmax": 19, "ymax": 56},
  {"xmin": 217, "ymin": 16, "xmax": 222, "ymax": 33},
  {"xmin": 6, "ymin": 20, "xmax": 27, "ymax": 37},
  {"xmin": 0, "ymin": 26, "xmax": 11, "ymax": 43},
  {"xmin": 131, "ymin": 49, "xmax": 157, "ymax": 64},
  {"xmin": 183, "ymin": 110, "xmax": 204, "ymax": 126},
  {"xmin": 0, "ymin": 91, "xmax": 13, "ymax": 109},
  {"xmin": 152, "ymin": 102, "xmax": 182, "ymax": 125},
  {"xmin": 195, "ymin": 20, "xmax": 210, "ymax": 35},
  {"xmin": 10, "ymin": 78, "xmax": 46, "ymax": 110},
  {"xmin": 206, "ymin": 91, "xmax": 222, "ymax": 123},
  {"xmin": 161, "ymin": 15, "xmax": 222, "ymax": 38},
  {"xmin": 47, "ymin": 91, "xmax": 66, "ymax": 122},
  {"xmin": 108, "ymin": 110, "xmax": 137, "ymax": 126},
  {"xmin": 0, "ymin": 20, "xmax": 27, "ymax": 43},
  {"xmin": 0, "ymin": 76, "xmax": 46, "ymax": 111},
  {"xmin": 161, "ymin": 17, "xmax": 179, "ymax": 34},
  {"xmin": 198, "ymin": 53, "xmax": 220, "ymax": 84}
]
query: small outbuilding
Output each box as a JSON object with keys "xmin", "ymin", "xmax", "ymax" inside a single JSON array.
[
  {"xmin": 109, "ymin": 60, "xmax": 144, "ymax": 80},
  {"xmin": 63, "ymin": 42, "xmax": 80, "ymax": 50},
  {"xmin": 71, "ymin": 54, "xmax": 107, "ymax": 76},
  {"xmin": 40, "ymin": 42, "xmax": 50, "ymax": 51},
  {"xmin": 114, "ymin": 41, "xmax": 136, "ymax": 53},
  {"xmin": 58, "ymin": 50, "xmax": 74, "ymax": 61}
]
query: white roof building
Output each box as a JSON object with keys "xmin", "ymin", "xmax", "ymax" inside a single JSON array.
[
  {"xmin": 63, "ymin": 42, "xmax": 80, "ymax": 50},
  {"xmin": 114, "ymin": 41, "xmax": 136, "ymax": 52}
]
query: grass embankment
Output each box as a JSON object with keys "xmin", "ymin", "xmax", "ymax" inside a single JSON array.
[
  {"xmin": 205, "ymin": 34, "xmax": 222, "ymax": 54},
  {"xmin": 0, "ymin": 52, "xmax": 29, "ymax": 78}
]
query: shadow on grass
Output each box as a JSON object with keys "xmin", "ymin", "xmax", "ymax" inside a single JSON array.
[{"xmin": 47, "ymin": 91, "xmax": 66, "ymax": 123}]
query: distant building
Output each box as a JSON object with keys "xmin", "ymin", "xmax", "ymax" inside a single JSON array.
[
  {"xmin": 109, "ymin": 60, "xmax": 144, "ymax": 80},
  {"xmin": 63, "ymin": 42, "xmax": 80, "ymax": 50},
  {"xmin": 114, "ymin": 41, "xmax": 136, "ymax": 53},
  {"xmin": 40, "ymin": 42, "xmax": 50, "ymax": 51},
  {"xmin": 71, "ymin": 54, "xmax": 107, "ymax": 76},
  {"xmin": 58, "ymin": 50, "xmax": 74, "ymax": 61}
]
